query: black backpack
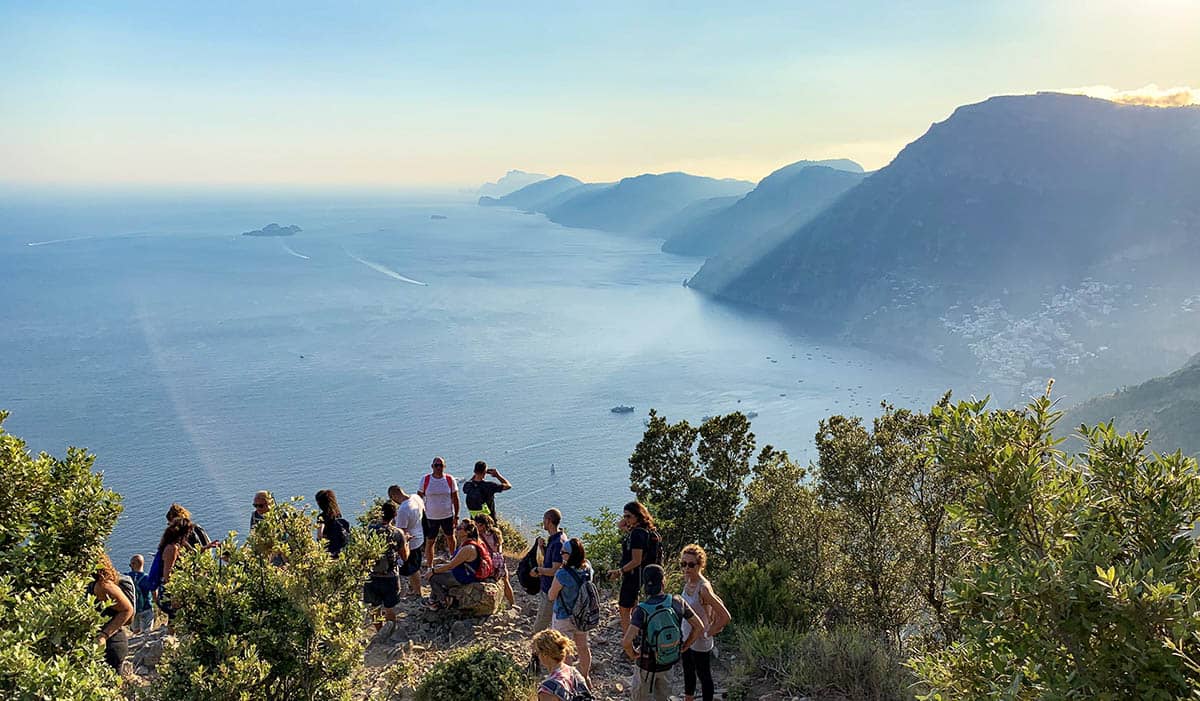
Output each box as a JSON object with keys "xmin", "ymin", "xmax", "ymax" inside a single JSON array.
[
  {"xmin": 324, "ymin": 517, "xmax": 351, "ymax": 557},
  {"xmin": 634, "ymin": 527, "xmax": 662, "ymax": 568},
  {"xmin": 516, "ymin": 538, "xmax": 544, "ymax": 595}
]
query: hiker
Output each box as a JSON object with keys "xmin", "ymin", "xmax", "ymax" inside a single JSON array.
[
  {"xmin": 364, "ymin": 501, "xmax": 407, "ymax": 631},
  {"xmin": 532, "ymin": 508, "xmax": 567, "ymax": 632},
  {"xmin": 126, "ymin": 554, "xmax": 156, "ymax": 633},
  {"xmin": 166, "ymin": 503, "xmax": 216, "ymax": 550},
  {"xmin": 678, "ymin": 544, "xmax": 731, "ymax": 701},
  {"xmin": 547, "ymin": 537, "xmax": 594, "ymax": 682},
  {"xmin": 250, "ymin": 490, "xmax": 272, "ymax": 529},
  {"xmin": 90, "ymin": 552, "xmax": 134, "ymax": 672},
  {"xmin": 475, "ymin": 513, "xmax": 516, "ymax": 607},
  {"xmin": 622, "ymin": 564, "xmax": 702, "ymax": 701},
  {"xmin": 608, "ymin": 501, "xmax": 662, "ymax": 633},
  {"xmin": 462, "ymin": 460, "xmax": 512, "ymax": 518},
  {"xmin": 315, "ymin": 489, "xmax": 351, "ymax": 557},
  {"xmin": 388, "ymin": 484, "xmax": 426, "ymax": 598},
  {"xmin": 417, "ymin": 457, "xmax": 459, "ymax": 568},
  {"xmin": 157, "ymin": 517, "xmax": 195, "ymax": 628},
  {"xmin": 425, "ymin": 519, "xmax": 487, "ymax": 610},
  {"xmin": 532, "ymin": 628, "xmax": 593, "ymax": 701}
]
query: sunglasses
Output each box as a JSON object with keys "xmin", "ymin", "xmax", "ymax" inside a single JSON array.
[
  {"xmin": 680, "ymin": 560, "xmax": 699, "ymax": 569},
  {"xmin": 253, "ymin": 502, "xmax": 267, "ymax": 507}
]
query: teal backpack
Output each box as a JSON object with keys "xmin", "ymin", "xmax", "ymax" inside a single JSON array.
[{"xmin": 637, "ymin": 597, "xmax": 683, "ymax": 668}]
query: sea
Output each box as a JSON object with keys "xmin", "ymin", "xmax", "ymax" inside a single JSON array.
[{"xmin": 0, "ymin": 190, "xmax": 967, "ymax": 563}]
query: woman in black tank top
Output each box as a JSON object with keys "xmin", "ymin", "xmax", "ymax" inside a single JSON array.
[{"xmin": 90, "ymin": 552, "xmax": 133, "ymax": 671}]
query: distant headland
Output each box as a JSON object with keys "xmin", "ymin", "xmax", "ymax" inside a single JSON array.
[{"xmin": 242, "ymin": 223, "xmax": 301, "ymax": 237}]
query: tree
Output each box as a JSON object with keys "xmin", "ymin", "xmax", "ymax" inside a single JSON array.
[
  {"xmin": 628, "ymin": 410, "xmax": 755, "ymax": 568},
  {"xmin": 155, "ymin": 498, "xmax": 384, "ymax": 701},
  {"xmin": 912, "ymin": 395, "xmax": 1200, "ymax": 699},
  {"xmin": 0, "ymin": 410, "xmax": 125, "ymax": 700},
  {"xmin": 815, "ymin": 405, "xmax": 929, "ymax": 641}
]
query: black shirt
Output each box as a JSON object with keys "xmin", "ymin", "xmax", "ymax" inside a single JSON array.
[
  {"xmin": 462, "ymin": 479, "xmax": 504, "ymax": 516},
  {"xmin": 620, "ymin": 526, "xmax": 659, "ymax": 569}
]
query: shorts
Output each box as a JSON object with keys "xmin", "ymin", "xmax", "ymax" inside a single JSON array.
[
  {"xmin": 552, "ymin": 615, "xmax": 579, "ymax": 634},
  {"xmin": 422, "ymin": 516, "xmax": 455, "ymax": 540},
  {"xmin": 398, "ymin": 548, "xmax": 423, "ymax": 576},
  {"xmin": 619, "ymin": 570, "xmax": 641, "ymax": 608},
  {"xmin": 364, "ymin": 576, "xmax": 401, "ymax": 609}
]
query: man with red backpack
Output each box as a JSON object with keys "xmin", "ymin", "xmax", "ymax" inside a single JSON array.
[
  {"xmin": 425, "ymin": 518, "xmax": 494, "ymax": 610},
  {"xmin": 417, "ymin": 456, "xmax": 460, "ymax": 569}
]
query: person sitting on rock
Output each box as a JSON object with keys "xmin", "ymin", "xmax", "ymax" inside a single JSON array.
[
  {"xmin": 425, "ymin": 519, "xmax": 485, "ymax": 610},
  {"xmin": 532, "ymin": 628, "xmax": 592, "ymax": 701},
  {"xmin": 474, "ymin": 513, "xmax": 515, "ymax": 607}
]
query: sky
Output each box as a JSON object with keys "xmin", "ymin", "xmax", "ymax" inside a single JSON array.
[{"xmin": 1, "ymin": 1, "xmax": 1198, "ymax": 189}]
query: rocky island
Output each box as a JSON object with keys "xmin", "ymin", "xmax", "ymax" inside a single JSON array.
[{"xmin": 242, "ymin": 223, "xmax": 301, "ymax": 237}]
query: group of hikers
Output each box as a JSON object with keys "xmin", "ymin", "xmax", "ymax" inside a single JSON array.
[{"xmin": 92, "ymin": 457, "xmax": 731, "ymax": 701}]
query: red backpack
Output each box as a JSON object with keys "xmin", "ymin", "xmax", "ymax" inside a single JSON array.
[{"xmin": 465, "ymin": 539, "xmax": 496, "ymax": 580}]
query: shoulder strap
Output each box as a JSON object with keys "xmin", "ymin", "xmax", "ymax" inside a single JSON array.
[
  {"xmin": 421, "ymin": 474, "xmax": 430, "ymax": 493},
  {"xmin": 564, "ymin": 566, "xmax": 583, "ymax": 585}
]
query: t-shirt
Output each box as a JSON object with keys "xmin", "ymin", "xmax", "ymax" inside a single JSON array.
[
  {"xmin": 540, "ymin": 531, "xmax": 566, "ymax": 594},
  {"xmin": 418, "ymin": 473, "xmax": 457, "ymax": 520},
  {"xmin": 631, "ymin": 594, "xmax": 698, "ymax": 671},
  {"xmin": 553, "ymin": 563, "xmax": 594, "ymax": 619},
  {"xmin": 369, "ymin": 522, "xmax": 407, "ymax": 577},
  {"xmin": 250, "ymin": 510, "xmax": 265, "ymax": 529},
  {"xmin": 538, "ymin": 664, "xmax": 590, "ymax": 701},
  {"xmin": 393, "ymin": 494, "xmax": 425, "ymax": 550},
  {"xmin": 620, "ymin": 526, "xmax": 660, "ymax": 576},
  {"xmin": 461, "ymin": 478, "xmax": 503, "ymax": 516},
  {"xmin": 126, "ymin": 571, "xmax": 153, "ymax": 613}
]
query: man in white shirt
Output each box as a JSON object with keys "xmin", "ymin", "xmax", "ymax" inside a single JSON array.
[
  {"xmin": 416, "ymin": 456, "xmax": 460, "ymax": 568},
  {"xmin": 388, "ymin": 484, "xmax": 426, "ymax": 598}
]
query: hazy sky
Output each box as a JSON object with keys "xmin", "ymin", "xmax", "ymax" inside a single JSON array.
[{"xmin": 2, "ymin": 1, "xmax": 1197, "ymax": 188}]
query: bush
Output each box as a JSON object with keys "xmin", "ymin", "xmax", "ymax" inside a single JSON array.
[
  {"xmin": 154, "ymin": 499, "xmax": 384, "ymax": 701},
  {"xmin": 414, "ymin": 646, "xmax": 532, "ymax": 701},
  {"xmin": 716, "ymin": 561, "xmax": 821, "ymax": 630},
  {"xmin": 911, "ymin": 395, "xmax": 1200, "ymax": 699},
  {"xmin": 0, "ymin": 410, "xmax": 123, "ymax": 700},
  {"xmin": 495, "ymin": 516, "xmax": 530, "ymax": 555},
  {"xmin": 580, "ymin": 506, "xmax": 622, "ymax": 584},
  {"xmin": 736, "ymin": 624, "xmax": 916, "ymax": 701}
]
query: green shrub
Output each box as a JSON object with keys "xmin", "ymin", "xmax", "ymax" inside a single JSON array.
[
  {"xmin": 580, "ymin": 506, "xmax": 622, "ymax": 583},
  {"xmin": 0, "ymin": 410, "xmax": 123, "ymax": 700},
  {"xmin": 495, "ymin": 516, "xmax": 530, "ymax": 555},
  {"xmin": 736, "ymin": 624, "xmax": 916, "ymax": 701},
  {"xmin": 716, "ymin": 561, "xmax": 821, "ymax": 630},
  {"xmin": 154, "ymin": 499, "xmax": 384, "ymax": 701},
  {"xmin": 414, "ymin": 646, "xmax": 532, "ymax": 701},
  {"xmin": 911, "ymin": 395, "xmax": 1200, "ymax": 699}
]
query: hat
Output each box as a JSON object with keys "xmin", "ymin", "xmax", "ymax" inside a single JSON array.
[{"xmin": 642, "ymin": 564, "xmax": 665, "ymax": 595}]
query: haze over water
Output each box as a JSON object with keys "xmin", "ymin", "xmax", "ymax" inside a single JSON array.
[{"xmin": 1, "ymin": 193, "xmax": 965, "ymax": 560}]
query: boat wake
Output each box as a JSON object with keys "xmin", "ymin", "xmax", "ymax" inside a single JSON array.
[
  {"xmin": 345, "ymin": 250, "xmax": 427, "ymax": 286},
  {"xmin": 281, "ymin": 242, "xmax": 310, "ymax": 260},
  {"xmin": 26, "ymin": 232, "xmax": 151, "ymax": 247}
]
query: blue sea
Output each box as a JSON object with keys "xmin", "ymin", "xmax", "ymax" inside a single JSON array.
[{"xmin": 0, "ymin": 191, "xmax": 966, "ymax": 562}]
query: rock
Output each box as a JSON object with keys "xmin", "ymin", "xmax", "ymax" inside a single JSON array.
[
  {"xmin": 448, "ymin": 619, "xmax": 475, "ymax": 642},
  {"xmin": 447, "ymin": 580, "xmax": 503, "ymax": 616}
]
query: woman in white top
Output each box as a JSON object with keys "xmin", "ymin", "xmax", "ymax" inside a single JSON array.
[{"xmin": 679, "ymin": 543, "xmax": 731, "ymax": 701}]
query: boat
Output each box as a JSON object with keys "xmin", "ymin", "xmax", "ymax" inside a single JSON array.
[
  {"xmin": 611, "ymin": 405, "xmax": 635, "ymax": 414},
  {"xmin": 746, "ymin": 411, "xmax": 759, "ymax": 419}
]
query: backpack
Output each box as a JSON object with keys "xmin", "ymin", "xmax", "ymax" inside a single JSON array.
[
  {"xmin": 323, "ymin": 517, "xmax": 351, "ymax": 557},
  {"xmin": 138, "ymin": 550, "xmax": 164, "ymax": 593},
  {"xmin": 516, "ymin": 539, "xmax": 543, "ymax": 595},
  {"xmin": 420, "ymin": 473, "xmax": 453, "ymax": 494},
  {"xmin": 634, "ymin": 526, "xmax": 662, "ymax": 568},
  {"xmin": 637, "ymin": 597, "xmax": 683, "ymax": 669},
  {"xmin": 464, "ymin": 539, "xmax": 495, "ymax": 580},
  {"xmin": 564, "ymin": 567, "xmax": 601, "ymax": 632},
  {"xmin": 118, "ymin": 574, "xmax": 137, "ymax": 612},
  {"xmin": 369, "ymin": 523, "xmax": 400, "ymax": 575}
]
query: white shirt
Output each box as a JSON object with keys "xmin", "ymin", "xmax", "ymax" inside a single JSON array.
[
  {"xmin": 418, "ymin": 472, "xmax": 457, "ymax": 520},
  {"xmin": 394, "ymin": 494, "xmax": 425, "ymax": 550}
]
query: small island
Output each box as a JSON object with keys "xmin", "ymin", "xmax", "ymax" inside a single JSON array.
[
  {"xmin": 242, "ymin": 223, "xmax": 301, "ymax": 237},
  {"xmin": 611, "ymin": 405, "xmax": 634, "ymax": 414}
]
